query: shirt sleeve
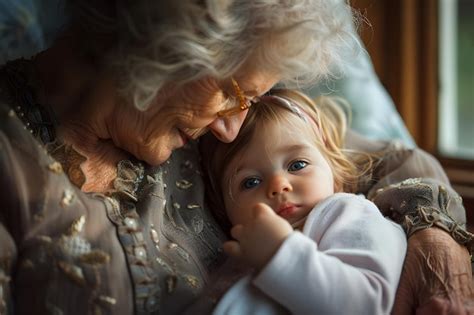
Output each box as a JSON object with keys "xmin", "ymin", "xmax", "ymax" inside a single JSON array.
[
  {"xmin": 346, "ymin": 132, "xmax": 466, "ymax": 229},
  {"xmin": 252, "ymin": 193, "xmax": 407, "ymax": 315},
  {"xmin": 0, "ymin": 128, "xmax": 19, "ymax": 314}
]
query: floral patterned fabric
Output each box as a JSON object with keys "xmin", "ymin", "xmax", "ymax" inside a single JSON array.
[{"xmin": 0, "ymin": 65, "xmax": 227, "ymax": 313}]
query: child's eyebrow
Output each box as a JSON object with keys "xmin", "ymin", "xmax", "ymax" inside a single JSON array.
[
  {"xmin": 233, "ymin": 165, "xmax": 251, "ymax": 176},
  {"xmin": 274, "ymin": 143, "xmax": 313, "ymax": 154}
]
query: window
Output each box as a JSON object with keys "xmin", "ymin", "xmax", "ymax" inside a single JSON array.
[
  {"xmin": 352, "ymin": 0, "xmax": 474, "ymax": 226},
  {"xmin": 439, "ymin": 0, "xmax": 474, "ymax": 160}
]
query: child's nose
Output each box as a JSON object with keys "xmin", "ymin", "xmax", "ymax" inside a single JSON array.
[{"xmin": 267, "ymin": 175, "xmax": 292, "ymax": 197}]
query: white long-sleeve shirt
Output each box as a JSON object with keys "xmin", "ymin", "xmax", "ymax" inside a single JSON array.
[{"xmin": 214, "ymin": 193, "xmax": 407, "ymax": 315}]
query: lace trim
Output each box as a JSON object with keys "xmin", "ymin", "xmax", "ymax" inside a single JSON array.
[
  {"xmin": 111, "ymin": 160, "xmax": 145, "ymax": 202},
  {"xmin": 403, "ymin": 206, "xmax": 474, "ymax": 251},
  {"xmin": 372, "ymin": 178, "xmax": 474, "ymax": 255}
]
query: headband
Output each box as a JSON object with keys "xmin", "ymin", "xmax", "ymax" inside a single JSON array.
[{"xmin": 258, "ymin": 94, "xmax": 327, "ymax": 144}]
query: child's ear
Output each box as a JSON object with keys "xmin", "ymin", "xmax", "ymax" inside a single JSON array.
[{"xmin": 333, "ymin": 177, "xmax": 342, "ymax": 193}]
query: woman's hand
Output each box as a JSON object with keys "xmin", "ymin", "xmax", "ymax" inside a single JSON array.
[
  {"xmin": 392, "ymin": 227, "xmax": 474, "ymax": 315},
  {"xmin": 223, "ymin": 203, "xmax": 293, "ymax": 270}
]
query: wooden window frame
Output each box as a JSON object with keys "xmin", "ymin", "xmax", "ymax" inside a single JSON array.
[{"xmin": 352, "ymin": 0, "xmax": 474, "ymax": 223}]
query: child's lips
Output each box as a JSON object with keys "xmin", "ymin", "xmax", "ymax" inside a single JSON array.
[{"xmin": 277, "ymin": 203, "xmax": 299, "ymax": 218}]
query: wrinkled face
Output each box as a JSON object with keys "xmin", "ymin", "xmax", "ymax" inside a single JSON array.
[
  {"xmin": 222, "ymin": 116, "xmax": 334, "ymax": 228},
  {"xmin": 126, "ymin": 68, "xmax": 279, "ymax": 165}
]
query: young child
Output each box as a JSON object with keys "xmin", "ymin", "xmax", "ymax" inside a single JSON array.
[{"xmin": 200, "ymin": 89, "xmax": 407, "ymax": 314}]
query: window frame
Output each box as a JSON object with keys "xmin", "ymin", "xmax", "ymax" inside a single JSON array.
[{"xmin": 353, "ymin": 0, "xmax": 474, "ymax": 223}]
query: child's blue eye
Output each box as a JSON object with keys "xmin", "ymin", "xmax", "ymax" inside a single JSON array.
[
  {"xmin": 241, "ymin": 177, "xmax": 261, "ymax": 189},
  {"xmin": 288, "ymin": 160, "xmax": 308, "ymax": 172}
]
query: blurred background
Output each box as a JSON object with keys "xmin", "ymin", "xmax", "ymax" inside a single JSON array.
[{"xmin": 352, "ymin": 0, "xmax": 474, "ymax": 228}]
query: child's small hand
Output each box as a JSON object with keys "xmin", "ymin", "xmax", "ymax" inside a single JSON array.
[{"xmin": 223, "ymin": 203, "xmax": 293, "ymax": 270}]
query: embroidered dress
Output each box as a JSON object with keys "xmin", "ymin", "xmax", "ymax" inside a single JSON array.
[{"xmin": 0, "ymin": 58, "xmax": 226, "ymax": 314}]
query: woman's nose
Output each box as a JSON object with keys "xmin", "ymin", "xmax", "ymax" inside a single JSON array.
[
  {"xmin": 267, "ymin": 175, "xmax": 292, "ymax": 197},
  {"xmin": 207, "ymin": 110, "xmax": 248, "ymax": 143}
]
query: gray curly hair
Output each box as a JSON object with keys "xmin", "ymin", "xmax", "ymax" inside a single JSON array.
[{"xmin": 69, "ymin": 0, "xmax": 359, "ymax": 110}]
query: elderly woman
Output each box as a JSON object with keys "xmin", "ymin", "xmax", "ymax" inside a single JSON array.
[{"xmin": 0, "ymin": 0, "xmax": 471, "ymax": 314}]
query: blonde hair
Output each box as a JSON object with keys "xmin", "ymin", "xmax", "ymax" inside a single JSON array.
[
  {"xmin": 201, "ymin": 89, "xmax": 374, "ymax": 230},
  {"xmin": 68, "ymin": 0, "xmax": 361, "ymax": 110}
]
